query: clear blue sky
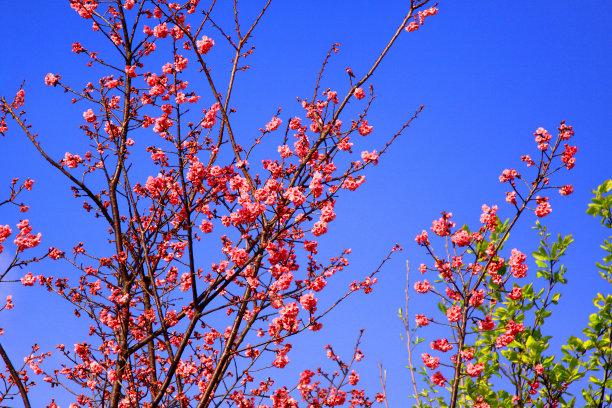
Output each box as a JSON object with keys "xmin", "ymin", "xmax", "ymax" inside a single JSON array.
[{"xmin": 0, "ymin": 1, "xmax": 610, "ymax": 406}]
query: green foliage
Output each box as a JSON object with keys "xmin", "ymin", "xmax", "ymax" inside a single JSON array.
[{"xmin": 587, "ymin": 180, "xmax": 612, "ymax": 227}]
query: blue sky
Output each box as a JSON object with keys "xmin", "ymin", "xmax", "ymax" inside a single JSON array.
[{"xmin": 0, "ymin": 1, "xmax": 611, "ymax": 406}]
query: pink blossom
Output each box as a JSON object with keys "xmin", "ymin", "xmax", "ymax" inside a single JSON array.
[
  {"xmin": 83, "ymin": 109, "xmax": 96, "ymax": 123},
  {"xmin": 444, "ymin": 286, "xmax": 461, "ymax": 301},
  {"xmin": 89, "ymin": 361, "xmax": 104, "ymax": 374},
  {"xmin": 414, "ymin": 280, "xmax": 431, "ymax": 294},
  {"xmin": 460, "ymin": 348, "xmax": 474, "ymax": 360},
  {"xmin": 508, "ymin": 286, "xmax": 523, "ymax": 300},
  {"xmin": 446, "ymin": 305, "xmax": 462, "ymax": 322},
  {"xmin": 469, "ymin": 289, "xmax": 484, "ymax": 307},
  {"xmin": 162, "ymin": 62, "xmax": 173, "ymax": 74},
  {"xmin": 421, "ymin": 353, "xmax": 439, "ymax": 369},
  {"xmin": 72, "ymin": 42, "xmax": 84, "ymax": 53},
  {"xmin": 199, "ymin": 220, "xmax": 213, "ymax": 233},
  {"xmin": 21, "ymin": 272, "xmax": 37, "ymax": 286},
  {"xmin": 415, "ymin": 314, "xmax": 429, "ymax": 326},
  {"xmin": 266, "ymin": 117, "xmax": 282, "ymax": 132},
  {"xmin": 474, "ymin": 397, "xmax": 490, "ymax": 408},
  {"xmin": 299, "ymin": 292, "xmax": 317, "ymax": 311},
  {"xmin": 415, "ymin": 230, "xmax": 429, "ymax": 246},
  {"xmin": 451, "ymin": 229, "xmax": 471, "ymax": 247},
  {"xmin": 311, "ymin": 221, "xmax": 328, "ymax": 237},
  {"xmin": 5, "ymin": 296, "xmax": 13, "ymax": 310},
  {"xmin": 559, "ymin": 185, "xmax": 574, "ymax": 196},
  {"xmin": 360, "ymin": 150, "xmax": 379, "ymax": 165},
  {"xmin": 430, "ymin": 338, "xmax": 453, "ymax": 352},
  {"xmin": 496, "ymin": 333, "xmax": 515, "ymax": 349},
  {"xmin": 49, "ymin": 247, "xmax": 63, "ymax": 260},
  {"xmin": 431, "ymin": 213, "xmax": 454, "ymax": 237},
  {"xmin": 14, "ymin": 220, "xmax": 41, "ymax": 252},
  {"xmin": 230, "ymin": 247, "xmax": 248, "ymax": 265},
  {"xmin": 499, "ymin": 168, "xmax": 518, "ymax": 183},
  {"xmin": 179, "ymin": 273, "xmax": 192, "ymax": 292},
  {"xmin": 405, "ymin": 22, "xmax": 420, "ymax": 32},
  {"xmin": 170, "ymin": 25, "xmax": 184, "ymax": 40},
  {"xmin": 354, "ymin": 88, "xmax": 365, "ymax": 100},
  {"xmin": 535, "ymin": 196, "xmax": 552, "ymax": 217},
  {"xmin": 289, "ymin": 117, "xmax": 301, "ymax": 130},
  {"xmin": 63, "ymin": 152, "xmax": 82, "ymax": 168},
  {"xmin": 107, "ymin": 369, "xmax": 117, "ymax": 382},
  {"xmin": 358, "ymin": 120, "xmax": 373, "ymax": 136},
  {"xmin": 320, "ymin": 201, "xmax": 336, "ymax": 222},
  {"xmin": 153, "ymin": 23, "xmax": 168, "ymax": 38},
  {"xmin": 0, "ymin": 225, "xmax": 11, "ymax": 244},
  {"xmin": 110, "ymin": 32, "xmax": 123, "ymax": 45},
  {"xmin": 303, "ymin": 240, "xmax": 318, "ymax": 253},
  {"xmin": 430, "ymin": 371, "xmax": 446, "ymax": 386},
  {"xmin": 202, "ymin": 103, "xmax": 220, "ymax": 129},
  {"xmin": 534, "ymin": 127, "xmax": 552, "ymax": 151},
  {"xmin": 506, "ymin": 191, "xmax": 517, "ymax": 204},
  {"xmin": 496, "ymin": 320, "xmax": 525, "ymax": 348},
  {"xmin": 45, "ymin": 73, "xmax": 60, "ymax": 86},
  {"xmin": 283, "ymin": 187, "xmax": 306, "ymax": 206},
  {"xmin": 337, "ymin": 137, "xmax": 353, "ymax": 151},
  {"xmin": 309, "ymin": 172, "xmax": 323, "ymax": 197},
  {"xmin": 419, "ymin": 7, "xmax": 439, "ymax": 21},
  {"xmin": 70, "ymin": 0, "xmax": 98, "ymax": 18},
  {"xmin": 342, "ymin": 175, "xmax": 365, "ymax": 191},
  {"xmin": 196, "ymin": 35, "xmax": 215, "ymax": 54},
  {"xmin": 509, "ymin": 249, "xmax": 528, "ymax": 278},
  {"xmin": 480, "ymin": 204, "xmax": 499, "ymax": 231},
  {"xmin": 348, "ymin": 370, "xmax": 359, "ymax": 385},
  {"xmin": 522, "ymin": 154, "xmax": 536, "ymax": 167},
  {"xmin": 466, "ymin": 362, "xmax": 484, "ymax": 377},
  {"xmin": 478, "ymin": 315, "xmax": 495, "ymax": 331}
]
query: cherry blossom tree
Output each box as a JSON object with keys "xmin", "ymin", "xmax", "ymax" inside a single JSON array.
[
  {"xmin": 400, "ymin": 123, "xmax": 612, "ymax": 407},
  {"xmin": 0, "ymin": 1, "xmax": 439, "ymax": 407}
]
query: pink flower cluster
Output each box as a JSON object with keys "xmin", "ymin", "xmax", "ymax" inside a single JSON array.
[
  {"xmin": 431, "ymin": 212, "xmax": 454, "ymax": 237},
  {"xmin": 358, "ymin": 120, "xmax": 373, "ymax": 136},
  {"xmin": 446, "ymin": 305, "xmax": 462, "ymax": 322},
  {"xmin": 14, "ymin": 219, "xmax": 41, "ymax": 252},
  {"xmin": 266, "ymin": 117, "xmax": 282, "ymax": 132},
  {"xmin": 534, "ymin": 127, "xmax": 552, "ymax": 151},
  {"xmin": 63, "ymin": 152, "xmax": 83, "ymax": 169},
  {"xmin": 45, "ymin": 73, "xmax": 60, "ymax": 86},
  {"xmin": 414, "ymin": 279, "xmax": 431, "ymax": 294},
  {"xmin": 21, "ymin": 272, "xmax": 43, "ymax": 286},
  {"xmin": 415, "ymin": 314, "xmax": 429, "ymax": 326},
  {"xmin": 479, "ymin": 204, "xmax": 498, "ymax": 231},
  {"xmin": 508, "ymin": 249, "xmax": 527, "ymax": 279},
  {"xmin": 421, "ymin": 353, "xmax": 440, "ymax": 369},
  {"xmin": 499, "ymin": 168, "xmax": 518, "ymax": 183},
  {"xmin": 196, "ymin": 35, "xmax": 214, "ymax": 54},
  {"xmin": 535, "ymin": 196, "xmax": 552, "ymax": 218},
  {"xmin": 0, "ymin": 225, "xmax": 11, "ymax": 254},
  {"xmin": 465, "ymin": 362, "xmax": 484, "ymax": 378},
  {"xmin": 70, "ymin": 0, "xmax": 98, "ymax": 19},
  {"xmin": 495, "ymin": 320, "xmax": 525, "ymax": 349},
  {"xmin": 405, "ymin": 6, "xmax": 438, "ymax": 32},
  {"xmin": 430, "ymin": 338, "xmax": 453, "ymax": 352},
  {"xmin": 415, "ymin": 230, "xmax": 429, "ymax": 246},
  {"xmin": 451, "ymin": 229, "xmax": 471, "ymax": 247},
  {"xmin": 561, "ymin": 144, "xmax": 578, "ymax": 170}
]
